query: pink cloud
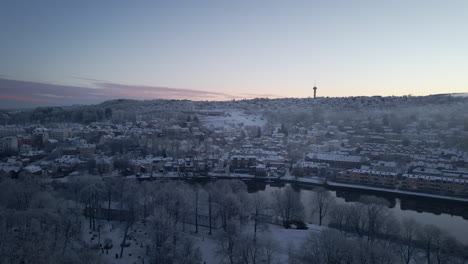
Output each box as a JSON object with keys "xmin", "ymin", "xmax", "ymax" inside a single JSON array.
[
  {"xmin": 0, "ymin": 77, "xmax": 287, "ymax": 107},
  {"xmin": 0, "ymin": 94, "xmax": 51, "ymax": 103}
]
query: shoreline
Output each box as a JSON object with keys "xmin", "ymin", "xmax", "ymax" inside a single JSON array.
[
  {"xmin": 59, "ymin": 172, "xmax": 468, "ymax": 203},
  {"xmin": 133, "ymin": 172, "xmax": 468, "ymax": 203}
]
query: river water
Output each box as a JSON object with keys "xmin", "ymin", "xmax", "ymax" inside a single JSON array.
[{"xmin": 246, "ymin": 182, "xmax": 468, "ymax": 244}]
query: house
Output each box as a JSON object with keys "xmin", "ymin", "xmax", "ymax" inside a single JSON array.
[{"xmin": 0, "ymin": 166, "xmax": 20, "ymax": 179}]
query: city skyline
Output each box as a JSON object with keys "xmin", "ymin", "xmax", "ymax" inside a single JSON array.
[{"xmin": 1, "ymin": 0, "xmax": 468, "ymax": 107}]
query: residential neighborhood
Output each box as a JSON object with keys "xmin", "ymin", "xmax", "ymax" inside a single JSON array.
[{"xmin": 1, "ymin": 94, "xmax": 467, "ymax": 199}]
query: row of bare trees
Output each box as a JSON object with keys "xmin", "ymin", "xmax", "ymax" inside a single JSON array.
[
  {"xmin": 0, "ymin": 174, "xmax": 104, "ymax": 264},
  {"xmin": 290, "ymin": 191, "xmax": 468, "ymax": 264},
  {"xmin": 65, "ymin": 177, "xmax": 260, "ymax": 264},
  {"xmin": 66, "ymin": 176, "xmax": 203, "ymax": 263}
]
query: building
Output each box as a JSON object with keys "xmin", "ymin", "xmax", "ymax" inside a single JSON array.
[
  {"xmin": 162, "ymin": 125, "xmax": 189, "ymax": 137},
  {"xmin": 305, "ymin": 153, "xmax": 367, "ymax": 169},
  {"xmin": 292, "ymin": 161, "xmax": 329, "ymax": 177},
  {"xmin": 0, "ymin": 126, "xmax": 25, "ymax": 137},
  {"xmin": 49, "ymin": 129, "xmax": 70, "ymax": 141},
  {"xmin": 0, "ymin": 136, "xmax": 19, "ymax": 153},
  {"xmin": 130, "ymin": 158, "xmax": 153, "ymax": 174},
  {"xmin": 32, "ymin": 128, "xmax": 49, "ymax": 146},
  {"xmin": 230, "ymin": 155, "xmax": 257, "ymax": 174},
  {"xmin": 401, "ymin": 174, "xmax": 468, "ymax": 196},
  {"xmin": 79, "ymin": 144, "xmax": 96, "ymax": 155},
  {"xmin": 337, "ymin": 169, "xmax": 398, "ymax": 188}
]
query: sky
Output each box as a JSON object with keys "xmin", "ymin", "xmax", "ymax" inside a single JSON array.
[{"xmin": 0, "ymin": 0, "xmax": 467, "ymax": 108}]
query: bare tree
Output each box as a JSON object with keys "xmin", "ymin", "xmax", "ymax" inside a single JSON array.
[
  {"xmin": 296, "ymin": 229, "xmax": 352, "ymax": 264},
  {"xmin": 79, "ymin": 176, "xmax": 104, "ymax": 231},
  {"xmin": 174, "ymin": 237, "xmax": 202, "ymax": 264},
  {"xmin": 261, "ymin": 235, "xmax": 279, "ymax": 264},
  {"xmin": 310, "ymin": 187, "xmax": 334, "ymax": 226},
  {"xmin": 432, "ymin": 234, "xmax": 462, "ymax": 264},
  {"xmin": 119, "ymin": 180, "xmax": 140, "ymax": 258},
  {"xmin": 216, "ymin": 220, "xmax": 278, "ymax": 264},
  {"xmin": 205, "ymin": 182, "xmax": 217, "ymax": 235},
  {"xmin": 102, "ymin": 177, "xmax": 114, "ymax": 222},
  {"xmin": 353, "ymin": 240, "xmax": 398, "ymax": 264},
  {"xmin": 112, "ymin": 176, "xmax": 126, "ymax": 222},
  {"xmin": 347, "ymin": 202, "xmax": 367, "ymax": 239},
  {"xmin": 359, "ymin": 196, "xmax": 390, "ymax": 244},
  {"xmin": 147, "ymin": 203, "xmax": 202, "ymax": 264},
  {"xmin": 236, "ymin": 187, "xmax": 252, "ymax": 228},
  {"xmin": 216, "ymin": 220, "xmax": 241, "ymax": 264},
  {"xmin": 212, "ymin": 180, "xmax": 243, "ymax": 231},
  {"xmin": 418, "ymin": 224, "xmax": 442, "ymax": 264},
  {"xmin": 399, "ymin": 218, "xmax": 420, "ymax": 264},
  {"xmin": 272, "ymin": 185, "xmax": 304, "ymax": 224},
  {"xmin": 148, "ymin": 208, "xmax": 175, "ymax": 263},
  {"xmin": 379, "ymin": 214, "xmax": 400, "ymax": 250},
  {"xmin": 251, "ymin": 192, "xmax": 267, "ymax": 239},
  {"xmin": 193, "ymin": 184, "xmax": 199, "ymax": 233},
  {"xmin": 328, "ymin": 203, "xmax": 351, "ymax": 235}
]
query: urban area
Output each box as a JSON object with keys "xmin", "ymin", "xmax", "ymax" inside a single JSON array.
[{"xmin": 1, "ymin": 94, "xmax": 468, "ymax": 264}]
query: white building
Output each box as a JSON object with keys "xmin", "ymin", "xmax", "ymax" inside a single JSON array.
[{"xmin": 0, "ymin": 136, "xmax": 19, "ymax": 153}]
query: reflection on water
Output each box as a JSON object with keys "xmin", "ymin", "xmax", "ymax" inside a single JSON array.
[
  {"xmin": 245, "ymin": 181, "xmax": 468, "ymax": 244},
  {"xmin": 399, "ymin": 198, "xmax": 468, "ymax": 219}
]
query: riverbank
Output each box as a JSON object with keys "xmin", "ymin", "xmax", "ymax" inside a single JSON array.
[
  {"xmin": 326, "ymin": 181, "xmax": 468, "ymax": 203},
  {"xmin": 266, "ymin": 174, "xmax": 468, "ymax": 203},
  {"xmin": 54, "ymin": 171, "xmax": 468, "ymax": 203}
]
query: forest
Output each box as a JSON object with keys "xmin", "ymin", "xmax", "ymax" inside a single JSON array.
[{"xmin": 1, "ymin": 175, "xmax": 467, "ymax": 264}]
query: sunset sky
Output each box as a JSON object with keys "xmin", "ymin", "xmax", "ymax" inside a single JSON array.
[{"xmin": 1, "ymin": 0, "xmax": 467, "ymax": 108}]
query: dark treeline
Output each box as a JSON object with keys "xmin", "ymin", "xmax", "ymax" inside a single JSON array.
[
  {"xmin": 0, "ymin": 105, "xmax": 115, "ymax": 125},
  {"xmin": 0, "ymin": 99, "xmax": 141, "ymax": 125}
]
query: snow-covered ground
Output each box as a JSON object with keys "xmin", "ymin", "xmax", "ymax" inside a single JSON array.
[
  {"xmin": 81, "ymin": 219, "xmax": 149, "ymax": 264},
  {"xmin": 80, "ymin": 214, "xmax": 328, "ymax": 264},
  {"xmin": 190, "ymin": 222, "xmax": 326, "ymax": 264},
  {"xmin": 199, "ymin": 109, "xmax": 266, "ymax": 128}
]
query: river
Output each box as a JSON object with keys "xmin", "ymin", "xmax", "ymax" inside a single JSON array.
[{"xmin": 246, "ymin": 182, "xmax": 468, "ymax": 244}]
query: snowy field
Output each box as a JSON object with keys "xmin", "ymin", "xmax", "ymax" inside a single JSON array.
[
  {"xmin": 185, "ymin": 222, "xmax": 325, "ymax": 264},
  {"xmin": 82, "ymin": 220, "xmax": 149, "ymax": 264},
  {"xmin": 199, "ymin": 109, "xmax": 267, "ymax": 129},
  {"xmin": 81, "ymin": 215, "xmax": 327, "ymax": 264}
]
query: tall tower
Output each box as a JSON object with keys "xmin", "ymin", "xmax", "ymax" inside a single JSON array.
[{"xmin": 313, "ymin": 85, "xmax": 317, "ymax": 98}]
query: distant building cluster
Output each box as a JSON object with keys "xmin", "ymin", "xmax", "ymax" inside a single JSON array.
[{"xmin": 1, "ymin": 94, "xmax": 467, "ymax": 197}]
